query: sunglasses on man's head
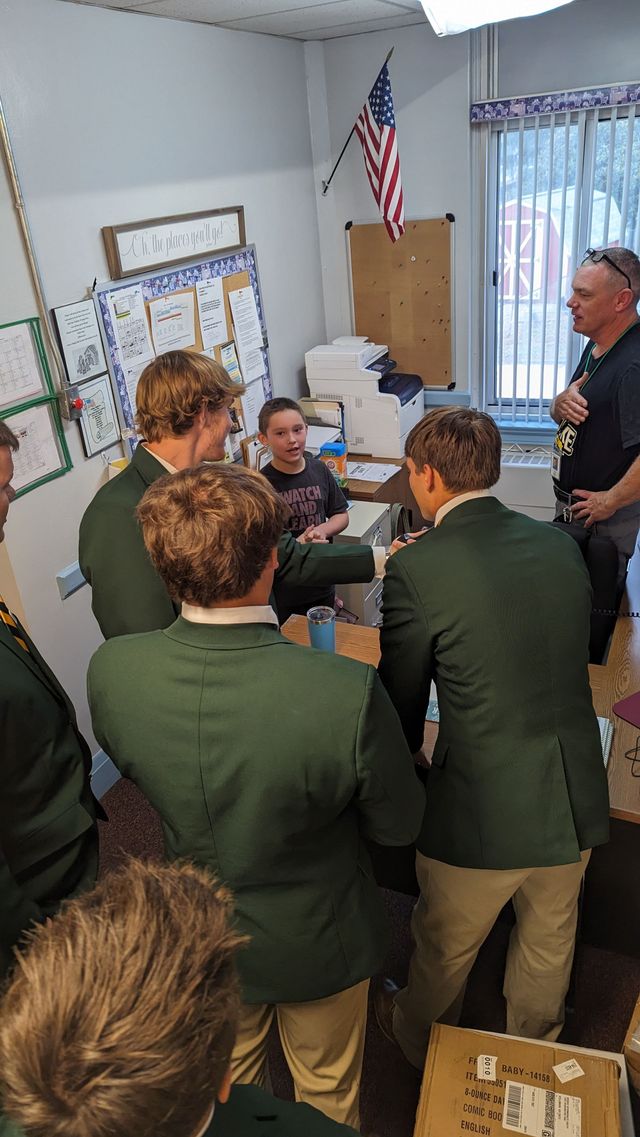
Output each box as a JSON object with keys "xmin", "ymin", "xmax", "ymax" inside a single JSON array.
[{"xmin": 582, "ymin": 248, "xmax": 632, "ymax": 290}]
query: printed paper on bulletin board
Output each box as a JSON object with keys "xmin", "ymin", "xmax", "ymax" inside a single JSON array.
[
  {"xmin": 348, "ymin": 218, "xmax": 453, "ymax": 387},
  {"xmin": 142, "ymin": 272, "xmax": 252, "ymax": 360},
  {"xmin": 94, "ymin": 246, "xmax": 271, "ymax": 453},
  {"xmin": 146, "ymin": 288, "xmax": 201, "ymax": 355}
]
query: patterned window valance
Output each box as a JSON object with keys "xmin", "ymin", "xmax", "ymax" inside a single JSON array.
[{"xmin": 471, "ymin": 82, "xmax": 640, "ymax": 123}]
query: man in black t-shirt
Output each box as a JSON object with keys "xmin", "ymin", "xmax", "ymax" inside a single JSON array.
[
  {"xmin": 259, "ymin": 397, "xmax": 349, "ymax": 624},
  {"xmin": 550, "ymin": 246, "xmax": 640, "ymax": 580}
]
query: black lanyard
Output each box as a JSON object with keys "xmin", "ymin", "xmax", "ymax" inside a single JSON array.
[{"xmin": 577, "ymin": 319, "xmax": 640, "ymax": 393}]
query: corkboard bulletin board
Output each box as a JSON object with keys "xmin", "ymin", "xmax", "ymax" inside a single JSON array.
[
  {"xmin": 143, "ymin": 273, "xmax": 250, "ymax": 449},
  {"xmin": 348, "ymin": 217, "xmax": 453, "ymax": 387},
  {"xmin": 94, "ymin": 245, "xmax": 271, "ymax": 456},
  {"xmin": 140, "ymin": 271, "xmax": 250, "ymax": 359}
]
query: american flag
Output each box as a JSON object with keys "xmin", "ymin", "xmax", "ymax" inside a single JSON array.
[{"xmin": 354, "ymin": 63, "xmax": 405, "ymax": 242}]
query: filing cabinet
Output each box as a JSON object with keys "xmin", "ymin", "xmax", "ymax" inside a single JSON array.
[{"xmin": 335, "ymin": 501, "xmax": 391, "ymax": 626}]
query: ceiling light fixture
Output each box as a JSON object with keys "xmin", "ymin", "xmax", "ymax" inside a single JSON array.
[{"xmin": 419, "ymin": 0, "xmax": 576, "ymax": 36}]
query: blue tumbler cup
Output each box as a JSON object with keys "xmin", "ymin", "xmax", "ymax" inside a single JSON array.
[{"xmin": 307, "ymin": 605, "xmax": 336, "ymax": 652}]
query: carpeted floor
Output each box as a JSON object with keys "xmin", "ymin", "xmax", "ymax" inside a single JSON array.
[{"xmin": 99, "ymin": 777, "xmax": 640, "ymax": 1136}]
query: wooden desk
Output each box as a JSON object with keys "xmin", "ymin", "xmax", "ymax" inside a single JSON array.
[{"xmin": 283, "ymin": 615, "xmax": 379, "ymax": 662}]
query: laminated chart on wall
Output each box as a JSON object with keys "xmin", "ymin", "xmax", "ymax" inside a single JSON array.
[
  {"xmin": 94, "ymin": 245, "xmax": 272, "ymax": 454},
  {"xmin": 0, "ymin": 316, "xmax": 72, "ymax": 495},
  {"xmin": 0, "ymin": 321, "xmax": 48, "ymax": 409},
  {"xmin": 10, "ymin": 404, "xmax": 66, "ymax": 492}
]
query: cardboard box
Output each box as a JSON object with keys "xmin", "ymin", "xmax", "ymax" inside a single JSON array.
[
  {"xmin": 414, "ymin": 1024, "xmax": 621, "ymax": 1137},
  {"xmin": 623, "ymin": 990, "xmax": 640, "ymax": 1095}
]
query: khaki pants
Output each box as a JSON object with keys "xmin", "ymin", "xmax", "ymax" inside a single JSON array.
[
  {"xmin": 393, "ymin": 851, "xmax": 590, "ymax": 1070},
  {"xmin": 232, "ymin": 979, "xmax": 370, "ymax": 1130}
]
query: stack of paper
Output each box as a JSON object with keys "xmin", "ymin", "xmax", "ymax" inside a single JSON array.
[{"xmin": 347, "ymin": 461, "xmax": 398, "ymax": 484}]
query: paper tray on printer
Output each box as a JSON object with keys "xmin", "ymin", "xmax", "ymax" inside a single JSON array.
[{"xmin": 378, "ymin": 373, "xmax": 423, "ymax": 405}]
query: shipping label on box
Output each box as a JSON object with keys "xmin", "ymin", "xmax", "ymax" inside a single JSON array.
[
  {"xmin": 503, "ymin": 1080, "xmax": 581, "ymax": 1135},
  {"xmin": 413, "ymin": 1024, "xmax": 621, "ymax": 1137}
]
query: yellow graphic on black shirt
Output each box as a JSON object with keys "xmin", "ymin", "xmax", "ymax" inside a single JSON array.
[{"xmin": 554, "ymin": 421, "xmax": 578, "ymax": 456}]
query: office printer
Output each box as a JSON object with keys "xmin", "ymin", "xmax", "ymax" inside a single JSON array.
[{"xmin": 304, "ymin": 338, "xmax": 423, "ymax": 460}]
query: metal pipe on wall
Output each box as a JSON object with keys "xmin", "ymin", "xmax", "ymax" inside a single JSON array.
[{"xmin": 0, "ymin": 94, "xmax": 66, "ymax": 389}]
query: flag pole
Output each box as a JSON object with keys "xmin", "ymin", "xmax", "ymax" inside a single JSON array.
[{"xmin": 321, "ymin": 47, "xmax": 394, "ymax": 197}]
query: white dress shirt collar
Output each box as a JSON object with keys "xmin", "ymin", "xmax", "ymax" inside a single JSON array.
[
  {"xmin": 181, "ymin": 603, "xmax": 279, "ymax": 628},
  {"xmin": 142, "ymin": 445, "xmax": 177, "ymax": 474},
  {"xmin": 434, "ymin": 489, "xmax": 492, "ymax": 527}
]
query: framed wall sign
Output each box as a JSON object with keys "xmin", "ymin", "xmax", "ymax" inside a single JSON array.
[
  {"xmin": 52, "ymin": 298, "xmax": 108, "ymax": 384},
  {"xmin": 102, "ymin": 207, "xmax": 246, "ymax": 279},
  {"xmin": 77, "ymin": 373, "xmax": 120, "ymax": 457}
]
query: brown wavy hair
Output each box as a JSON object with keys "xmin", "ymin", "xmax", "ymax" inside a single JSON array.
[
  {"xmin": 405, "ymin": 406, "xmax": 501, "ymax": 492},
  {"xmin": 135, "ymin": 350, "xmax": 243, "ymax": 441},
  {"xmin": 0, "ymin": 859, "xmax": 247, "ymax": 1137},
  {"xmin": 137, "ymin": 463, "xmax": 288, "ymax": 606}
]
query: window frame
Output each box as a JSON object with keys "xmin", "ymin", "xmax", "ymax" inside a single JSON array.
[{"xmin": 480, "ymin": 103, "xmax": 640, "ymax": 431}]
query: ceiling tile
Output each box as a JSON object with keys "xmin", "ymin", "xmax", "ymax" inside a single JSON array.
[
  {"xmin": 298, "ymin": 12, "xmax": 425, "ymax": 37},
  {"xmin": 132, "ymin": 0, "xmax": 352, "ymax": 20},
  {"xmin": 59, "ymin": 0, "xmax": 427, "ymax": 36},
  {"xmin": 222, "ymin": 0, "xmax": 409, "ymax": 35},
  {"xmin": 66, "ymin": 0, "xmax": 159, "ymax": 8}
]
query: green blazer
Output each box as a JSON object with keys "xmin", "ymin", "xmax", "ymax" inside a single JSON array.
[
  {"xmin": 378, "ymin": 497, "xmax": 610, "ymax": 871},
  {"xmin": 88, "ymin": 619, "xmax": 425, "ymax": 1004},
  {"xmin": 0, "ymin": 619, "xmax": 101, "ymax": 976},
  {"xmin": 79, "ymin": 446, "xmax": 376, "ymax": 639},
  {"xmin": 0, "ymin": 1084, "xmax": 358, "ymax": 1137}
]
